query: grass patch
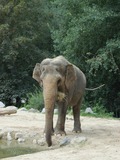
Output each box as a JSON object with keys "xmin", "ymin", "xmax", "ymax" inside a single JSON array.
[{"xmin": 0, "ymin": 147, "xmax": 40, "ymax": 159}]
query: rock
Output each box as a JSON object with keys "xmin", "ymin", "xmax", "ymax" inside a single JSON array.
[
  {"xmin": 85, "ymin": 107, "xmax": 94, "ymax": 114},
  {"xmin": 6, "ymin": 106, "xmax": 18, "ymax": 110},
  {"xmin": 18, "ymin": 138, "xmax": 25, "ymax": 143},
  {"xmin": 41, "ymin": 108, "xmax": 45, "ymax": 114},
  {"xmin": 21, "ymin": 99, "xmax": 26, "ymax": 104},
  {"xmin": 0, "ymin": 101, "xmax": 5, "ymax": 108},
  {"xmin": 7, "ymin": 132, "xmax": 12, "ymax": 141},
  {"xmin": 37, "ymin": 138, "xmax": 46, "ymax": 146},
  {"xmin": 33, "ymin": 139, "xmax": 37, "ymax": 144},
  {"xmin": 70, "ymin": 136, "xmax": 87, "ymax": 145},
  {"xmin": 42, "ymin": 108, "xmax": 58, "ymax": 114},
  {"xmin": 29, "ymin": 132, "xmax": 38, "ymax": 138},
  {"xmin": 18, "ymin": 107, "xmax": 27, "ymax": 111},
  {"xmin": 15, "ymin": 132, "xmax": 23, "ymax": 140},
  {"xmin": 60, "ymin": 137, "xmax": 70, "ymax": 147},
  {"xmin": 29, "ymin": 108, "xmax": 39, "ymax": 113},
  {"xmin": 0, "ymin": 106, "xmax": 17, "ymax": 115}
]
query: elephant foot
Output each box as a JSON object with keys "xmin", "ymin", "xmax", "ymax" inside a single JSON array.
[
  {"xmin": 72, "ymin": 128, "xmax": 82, "ymax": 133},
  {"xmin": 54, "ymin": 130, "xmax": 66, "ymax": 136}
]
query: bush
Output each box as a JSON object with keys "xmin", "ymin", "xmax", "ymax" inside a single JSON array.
[
  {"xmin": 92, "ymin": 103, "xmax": 113, "ymax": 118},
  {"xmin": 81, "ymin": 101, "xmax": 113, "ymax": 118},
  {"xmin": 25, "ymin": 90, "xmax": 44, "ymax": 111}
]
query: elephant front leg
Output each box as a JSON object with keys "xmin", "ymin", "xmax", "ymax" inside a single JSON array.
[{"xmin": 55, "ymin": 102, "xmax": 67, "ymax": 135}]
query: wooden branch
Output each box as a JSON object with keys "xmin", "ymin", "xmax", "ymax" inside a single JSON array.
[{"xmin": 0, "ymin": 106, "xmax": 17, "ymax": 115}]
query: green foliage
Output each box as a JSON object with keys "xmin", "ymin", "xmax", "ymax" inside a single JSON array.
[
  {"xmin": 0, "ymin": 0, "xmax": 53, "ymax": 103},
  {"xmin": 51, "ymin": 0, "xmax": 119, "ymax": 63},
  {"xmin": 87, "ymin": 37, "xmax": 120, "ymax": 116},
  {"xmin": 0, "ymin": 0, "xmax": 120, "ymax": 117},
  {"xmin": 88, "ymin": 38, "xmax": 120, "ymax": 74},
  {"xmin": 50, "ymin": 0, "xmax": 120, "ymax": 117},
  {"xmin": 25, "ymin": 90, "xmax": 44, "ymax": 111},
  {"xmin": 92, "ymin": 103, "xmax": 113, "ymax": 118},
  {"xmin": 81, "ymin": 102, "xmax": 113, "ymax": 118}
]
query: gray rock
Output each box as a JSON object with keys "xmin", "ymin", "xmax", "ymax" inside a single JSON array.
[
  {"xmin": 85, "ymin": 107, "xmax": 94, "ymax": 114},
  {"xmin": 7, "ymin": 132, "xmax": 12, "ymax": 141},
  {"xmin": 60, "ymin": 137, "xmax": 71, "ymax": 147},
  {"xmin": 18, "ymin": 107, "xmax": 27, "ymax": 111},
  {"xmin": 0, "ymin": 101, "xmax": 5, "ymax": 108},
  {"xmin": 33, "ymin": 139, "xmax": 37, "ymax": 144},
  {"xmin": 41, "ymin": 108, "xmax": 45, "ymax": 114},
  {"xmin": 6, "ymin": 106, "xmax": 18, "ymax": 110},
  {"xmin": 41, "ymin": 108, "xmax": 58, "ymax": 114},
  {"xmin": 70, "ymin": 136, "xmax": 87, "ymax": 145},
  {"xmin": 18, "ymin": 138, "xmax": 25, "ymax": 143},
  {"xmin": 21, "ymin": 99, "xmax": 26, "ymax": 104},
  {"xmin": 37, "ymin": 138, "xmax": 45, "ymax": 146},
  {"xmin": 29, "ymin": 108, "xmax": 39, "ymax": 113},
  {"xmin": 15, "ymin": 132, "xmax": 23, "ymax": 140}
]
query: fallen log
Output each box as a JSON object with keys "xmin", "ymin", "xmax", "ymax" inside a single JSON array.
[{"xmin": 0, "ymin": 106, "xmax": 17, "ymax": 115}]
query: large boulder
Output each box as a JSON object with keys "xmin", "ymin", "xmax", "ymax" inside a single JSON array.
[
  {"xmin": 0, "ymin": 101, "xmax": 5, "ymax": 108},
  {"xmin": 85, "ymin": 107, "xmax": 94, "ymax": 114},
  {"xmin": 0, "ymin": 106, "xmax": 17, "ymax": 115}
]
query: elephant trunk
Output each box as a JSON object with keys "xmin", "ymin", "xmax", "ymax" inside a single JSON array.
[{"xmin": 43, "ymin": 75, "xmax": 58, "ymax": 146}]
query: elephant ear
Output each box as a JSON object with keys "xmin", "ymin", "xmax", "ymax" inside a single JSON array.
[
  {"xmin": 65, "ymin": 64, "xmax": 76, "ymax": 90},
  {"xmin": 32, "ymin": 63, "xmax": 41, "ymax": 83}
]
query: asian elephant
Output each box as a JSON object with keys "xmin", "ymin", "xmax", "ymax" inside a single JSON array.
[{"xmin": 32, "ymin": 56, "xmax": 86, "ymax": 146}]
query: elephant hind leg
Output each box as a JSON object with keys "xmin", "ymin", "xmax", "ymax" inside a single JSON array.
[{"xmin": 72, "ymin": 97, "xmax": 82, "ymax": 132}]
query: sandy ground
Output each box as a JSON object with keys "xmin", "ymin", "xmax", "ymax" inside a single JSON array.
[{"xmin": 0, "ymin": 111, "xmax": 120, "ymax": 160}]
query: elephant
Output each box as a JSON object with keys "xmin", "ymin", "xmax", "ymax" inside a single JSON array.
[{"xmin": 32, "ymin": 55, "xmax": 86, "ymax": 146}]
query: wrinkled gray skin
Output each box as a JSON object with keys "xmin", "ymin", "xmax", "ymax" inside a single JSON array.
[{"xmin": 32, "ymin": 56, "xmax": 86, "ymax": 146}]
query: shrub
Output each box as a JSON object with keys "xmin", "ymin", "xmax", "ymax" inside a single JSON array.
[
  {"xmin": 92, "ymin": 103, "xmax": 113, "ymax": 118},
  {"xmin": 81, "ymin": 101, "xmax": 113, "ymax": 118},
  {"xmin": 25, "ymin": 90, "xmax": 44, "ymax": 111}
]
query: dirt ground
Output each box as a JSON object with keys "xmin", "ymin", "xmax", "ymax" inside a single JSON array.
[{"xmin": 0, "ymin": 110, "xmax": 120, "ymax": 160}]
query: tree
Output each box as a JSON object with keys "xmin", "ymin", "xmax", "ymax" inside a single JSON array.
[
  {"xmin": 0, "ymin": 0, "xmax": 53, "ymax": 104},
  {"xmin": 50, "ymin": 0, "xmax": 120, "ymax": 117}
]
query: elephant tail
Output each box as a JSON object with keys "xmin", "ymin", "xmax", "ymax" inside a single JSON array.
[{"xmin": 85, "ymin": 84, "xmax": 105, "ymax": 91}]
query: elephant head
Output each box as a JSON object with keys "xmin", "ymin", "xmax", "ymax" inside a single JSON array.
[{"xmin": 32, "ymin": 56, "xmax": 76, "ymax": 146}]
